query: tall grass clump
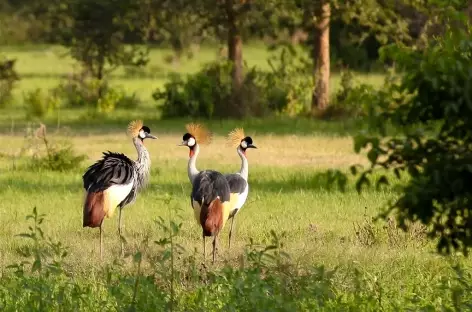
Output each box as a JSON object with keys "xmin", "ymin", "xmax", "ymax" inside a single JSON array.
[{"xmin": 25, "ymin": 123, "xmax": 86, "ymax": 171}]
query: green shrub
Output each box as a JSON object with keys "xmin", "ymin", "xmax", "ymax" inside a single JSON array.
[
  {"xmin": 259, "ymin": 46, "xmax": 312, "ymax": 116},
  {"xmin": 153, "ymin": 62, "xmax": 234, "ymax": 118},
  {"xmin": 324, "ymin": 69, "xmax": 391, "ymax": 120},
  {"xmin": 0, "ymin": 57, "xmax": 19, "ymax": 108},
  {"xmin": 153, "ymin": 47, "xmax": 312, "ymax": 118},
  {"xmin": 353, "ymin": 22, "xmax": 472, "ymax": 255},
  {"xmin": 54, "ymin": 69, "xmax": 140, "ymax": 111},
  {"xmin": 28, "ymin": 123, "xmax": 86, "ymax": 171},
  {"xmin": 23, "ymin": 88, "xmax": 60, "ymax": 118}
]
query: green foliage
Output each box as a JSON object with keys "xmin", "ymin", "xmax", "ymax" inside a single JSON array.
[
  {"xmin": 353, "ymin": 22, "xmax": 472, "ymax": 255},
  {"xmin": 60, "ymin": 0, "xmax": 149, "ymax": 95},
  {"xmin": 28, "ymin": 123, "xmax": 86, "ymax": 171},
  {"xmin": 53, "ymin": 70, "xmax": 141, "ymax": 112},
  {"xmin": 0, "ymin": 57, "xmax": 19, "ymax": 108},
  {"xmin": 23, "ymin": 88, "xmax": 60, "ymax": 118},
  {"xmin": 323, "ymin": 69, "xmax": 382, "ymax": 119},
  {"xmin": 53, "ymin": 70, "xmax": 105, "ymax": 108},
  {"xmin": 261, "ymin": 46, "xmax": 312, "ymax": 116},
  {"xmin": 153, "ymin": 61, "xmax": 261, "ymax": 118},
  {"xmin": 154, "ymin": 48, "xmax": 313, "ymax": 118}
]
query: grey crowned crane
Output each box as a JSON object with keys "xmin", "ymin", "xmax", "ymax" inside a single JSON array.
[
  {"xmin": 179, "ymin": 123, "xmax": 232, "ymax": 263},
  {"xmin": 225, "ymin": 128, "xmax": 257, "ymax": 248},
  {"xmin": 82, "ymin": 120, "xmax": 157, "ymax": 260}
]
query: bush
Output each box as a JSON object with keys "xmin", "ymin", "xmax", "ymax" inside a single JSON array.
[
  {"xmin": 153, "ymin": 62, "xmax": 235, "ymax": 118},
  {"xmin": 28, "ymin": 123, "xmax": 86, "ymax": 171},
  {"xmin": 23, "ymin": 88, "xmax": 60, "ymax": 118},
  {"xmin": 53, "ymin": 69, "xmax": 141, "ymax": 111},
  {"xmin": 0, "ymin": 57, "xmax": 19, "ymax": 108},
  {"xmin": 353, "ymin": 23, "xmax": 472, "ymax": 255},
  {"xmin": 153, "ymin": 47, "xmax": 312, "ymax": 118},
  {"xmin": 260, "ymin": 46, "xmax": 313, "ymax": 116}
]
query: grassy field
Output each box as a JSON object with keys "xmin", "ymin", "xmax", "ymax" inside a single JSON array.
[{"xmin": 0, "ymin": 45, "xmax": 471, "ymax": 310}]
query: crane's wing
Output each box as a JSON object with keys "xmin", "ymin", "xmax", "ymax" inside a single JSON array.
[
  {"xmin": 191, "ymin": 170, "xmax": 230, "ymax": 206},
  {"xmin": 82, "ymin": 151, "xmax": 137, "ymax": 226},
  {"xmin": 190, "ymin": 170, "xmax": 231, "ymax": 232},
  {"xmin": 224, "ymin": 173, "xmax": 249, "ymax": 216},
  {"xmin": 83, "ymin": 151, "xmax": 136, "ymax": 193}
]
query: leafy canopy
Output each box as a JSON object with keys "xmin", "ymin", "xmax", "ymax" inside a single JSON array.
[{"xmin": 354, "ymin": 14, "xmax": 472, "ymax": 255}]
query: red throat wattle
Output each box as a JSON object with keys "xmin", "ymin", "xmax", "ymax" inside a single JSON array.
[{"xmin": 189, "ymin": 149, "xmax": 195, "ymax": 158}]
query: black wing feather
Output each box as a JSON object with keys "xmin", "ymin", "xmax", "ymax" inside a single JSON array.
[
  {"xmin": 192, "ymin": 170, "xmax": 230, "ymax": 206},
  {"xmin": 224, "ymin": 174, "xmax": 247, "ymax": 194},
  {"xmin": 83, "ymin": 151, "xmax": 136, "ymax": 193}
]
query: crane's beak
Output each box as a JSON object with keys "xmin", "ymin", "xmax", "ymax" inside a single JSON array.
[
  {"xmin": 178, "ymin": 141, "xmax": 187, "ymax": 146},
  {"xmin": 146, "ymin": 133, "xmax": 157, "ymax": 139},
  {"xmin": 247, "ymin": 144, "xmax": 257, "ymax": 149}
]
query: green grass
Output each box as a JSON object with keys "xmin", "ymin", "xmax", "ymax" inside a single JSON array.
[
  {"xmin": 1, "ymin": 126, "xmax": 471, "ymax": 310},
  {"xmin": 0, "ymin": 45, "xmax": 471, "ymax": 310}
]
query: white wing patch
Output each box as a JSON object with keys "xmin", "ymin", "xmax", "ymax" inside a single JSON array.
[
  {"xmin": 104, "ymin": 182, "xmax": 134, "ymax": 218},
  {"xmin": 235, "ymin": 183, "xmax": 249, "ymax": 210},
  {"xmin": 192, "ymin": 199, "xmax": 202, "ymax": 223}
]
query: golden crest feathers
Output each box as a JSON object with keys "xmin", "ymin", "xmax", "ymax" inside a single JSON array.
[
  {"xmin": 227, "ymin": 128, "xmax": 245, "ymax": 147},
  {"xmin": 127, "ymin": 120, "xmax": 143, "ymax": 137},
  {"xmin": 185, "ymin": 123, "xmax": 212, "ymax": 145}
]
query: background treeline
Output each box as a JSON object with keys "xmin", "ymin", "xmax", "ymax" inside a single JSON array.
[
  {"xmin": 1, "ymin": 0, "xmax": 470, "ymax": 120},
  {"xmin": 0, "ymin": 0, "xmax": 445, "ymax": 69}
]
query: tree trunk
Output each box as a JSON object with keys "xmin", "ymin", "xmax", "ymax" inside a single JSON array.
[
  {"xmin": 225, "ymin": 0, "xmax": 244, "ymax": 117},
  {"xmin": 311, "ymin": 0, "xmax": 330, "ymax": 114},
  {"xmin": 468, "ymin": 0, "xmax": 472, "ymax": 24}
]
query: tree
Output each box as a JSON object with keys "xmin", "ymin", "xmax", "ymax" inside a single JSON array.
[
  {"xmin": 353, "ymin": 15, "xmax": 472, "ymax": 255},
  {"xmin": 60, "ymin": 0, "xmax": 148, "ymax": 98},
  {"xmin": 269, "ymin": 0, "xmax": 414, "ymax": 114},
  {"xmin": 145, "ymin": 0, "xmax": 205, "ymax": 65},
  {"xmin": 312, "ymin": 0, "xmax": 330, "ymax": 112},
  {"xmin": 194, "ymin": 0, "xmax": 266, "ymax": 118}
]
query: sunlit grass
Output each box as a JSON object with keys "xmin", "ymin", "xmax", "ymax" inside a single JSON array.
[{"xmin": 0, "ymin": 44, "xmax": 469, "ymax": 310}]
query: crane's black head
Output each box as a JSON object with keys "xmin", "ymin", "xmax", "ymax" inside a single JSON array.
[
  {"xmin": 240, "ymin": 136, "xmax": 257, "ymax": 155},
  {"xmin": 138, "ymin": 126, "xmax": 157, "ymax": 141},
  {"xmin": 180, "ymin": 133, "xmax": 197, "ymax": 157}
]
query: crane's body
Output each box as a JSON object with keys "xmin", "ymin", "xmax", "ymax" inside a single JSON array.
[
  {"xmin": 82, "ymin": 121, "xmax": 156, "ymax": 260},
  {"xmin": 180, "ymin": 123, "xmax": 231, "ymax": 263},
  {"xmin": 225, "ymin": 173, "xmax": 249, "ymax": 218},
  {"xmin": 224, "ymin": 128, "xmax": 257, "ymax": 248},
  {"xmin": 83, "ymin": 151, "xmax": 137, "ymax": 226}
]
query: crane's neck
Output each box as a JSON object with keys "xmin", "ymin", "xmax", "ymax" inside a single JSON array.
[
  {"xmin": 188, "ymin": 143, "xmax": 200, "ymax": 183},
  {"xmin": 237, "ymin": 146, "xmax": 249, "ymax": 181},
  {"xmin": 133, "ymin": 137, "xmax": 151, "ymax": 189}
]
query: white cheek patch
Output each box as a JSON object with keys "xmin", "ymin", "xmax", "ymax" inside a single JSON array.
[
  {"xmin": 188, "ymin": 137, "xmax": 196, "ymax": 147},
  {"xmin": 139, "ymin": 130, "xmax": 146, "ymax": 139},
  {"xmin": 240, "ymin": 140, "xmax": 247, "ymax": 149}
]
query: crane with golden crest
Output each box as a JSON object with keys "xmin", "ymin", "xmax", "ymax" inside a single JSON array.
[
  {"xmin": 82, "ymin": 120, "xmax": 157, "ymax": 260},
  {"xmin": 179, "ymin": 123, "xmax": 232, "ymax": 263},
  {"xmin": 225, "ymin": 128, "xmax": 257, "ymax": 248}
]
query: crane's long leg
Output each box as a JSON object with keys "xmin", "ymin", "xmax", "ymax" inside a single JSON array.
[
  {"xmin": 212, "ymin": 235, "xmax": 218, "ymax": 264},
  {"xmin": 228, "ymin": 216, "xmax": 236, "ymax": 249},
  {"xmin": 118, "ymin": 208, "xmax": 124, "ymax": 257},
  {"xmin": 99, "ymin": 224, "xmax": 104, "ymax": 261}
]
